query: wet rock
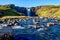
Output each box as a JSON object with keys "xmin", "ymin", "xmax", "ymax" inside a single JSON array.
[
  {"xmin": 0, "ymin": 27, "xmax": 13, "ymax": 36},
  {"xmin": 47, "ymin": 22, "xmax": 54, "ymax": 27}
]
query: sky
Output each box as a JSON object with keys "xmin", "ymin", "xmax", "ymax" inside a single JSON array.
[{"xmin": 0, "ymin": 0, "xmax": 60, "ymax": 7}]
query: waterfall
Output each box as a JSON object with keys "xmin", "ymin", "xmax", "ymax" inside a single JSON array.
[{"xmin": 27, "ymin": 8, "xmax": 30, "ymax": 16}]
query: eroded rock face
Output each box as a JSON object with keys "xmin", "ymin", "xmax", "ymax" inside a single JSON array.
[
  {"xmin": 29, "ymin": 6, "xmax": 42, "ymax": 16},
  {"xmin": 10, "ymin": 4, "xmax": 27, "ymax": 16},
  {"xmin": 30, "ymin": 7, "xmax": 38, "ymax": 16}
]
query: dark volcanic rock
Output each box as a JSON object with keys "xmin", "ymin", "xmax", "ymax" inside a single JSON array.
[
  {"xmin": 30, "ymin": 7, "xmax": 38, "ymax": 16},
  {"xmin": 9, "ymin": 4, "xmax": 27, "ymax": 16}
]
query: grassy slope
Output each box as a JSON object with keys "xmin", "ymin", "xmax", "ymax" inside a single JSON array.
[
  {"xmin": 0, "ymin": 6, "xmax": 10, "ymax": 10},
  {"xmin": 0, "ymin": 6, "xmax": 24, "ymax": 16},
  {"xmin": 36, "ymin": 6, "xmax": 60, "ymax": 17}
]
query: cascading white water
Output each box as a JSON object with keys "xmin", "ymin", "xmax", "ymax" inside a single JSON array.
[{"xmin": 27, "ymin": 8, "xmax": 30, "ymax": 16}]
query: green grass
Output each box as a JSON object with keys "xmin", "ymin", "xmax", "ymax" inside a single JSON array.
[
  {"xmin": 0, "ymin": 7, "xmax": 10, "ymax": 10},
  {"xmin": 0, "ymin": 7, "xmax": 24, "ymax": 16}
]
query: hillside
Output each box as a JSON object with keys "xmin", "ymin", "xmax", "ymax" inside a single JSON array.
[
  {"xmin": 0, "ymin": 4, "xmax": 25, "ymax": 17},
  {"xmin": 36, "ymin": 6, "xmax": 60, "ymax": 17}
]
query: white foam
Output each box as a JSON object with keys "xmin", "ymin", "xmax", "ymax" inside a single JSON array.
[{"xmin": 12, "ymin": 26, "xmax": 25, "ymax": 29}]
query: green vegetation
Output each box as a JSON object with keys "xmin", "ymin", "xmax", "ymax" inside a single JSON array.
[
  {"xmin": 0, "ymin": 5, "xmax": 24, "ymax": 16},
  {"xmin": 0, "ymin": 9, "xmax": 24, "ymax": 16},
  {"xmin": 0, "ymin": 6, "xmax": 10, "ymax": 10}
]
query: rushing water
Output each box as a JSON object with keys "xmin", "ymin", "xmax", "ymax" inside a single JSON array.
[
  {"xmin": 0, "ymin": 18, "xmax": 60, "ymax": 40},
  {"xmin": 27, "ymin": 8, "xmax": 30, "ymax": 16}
]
